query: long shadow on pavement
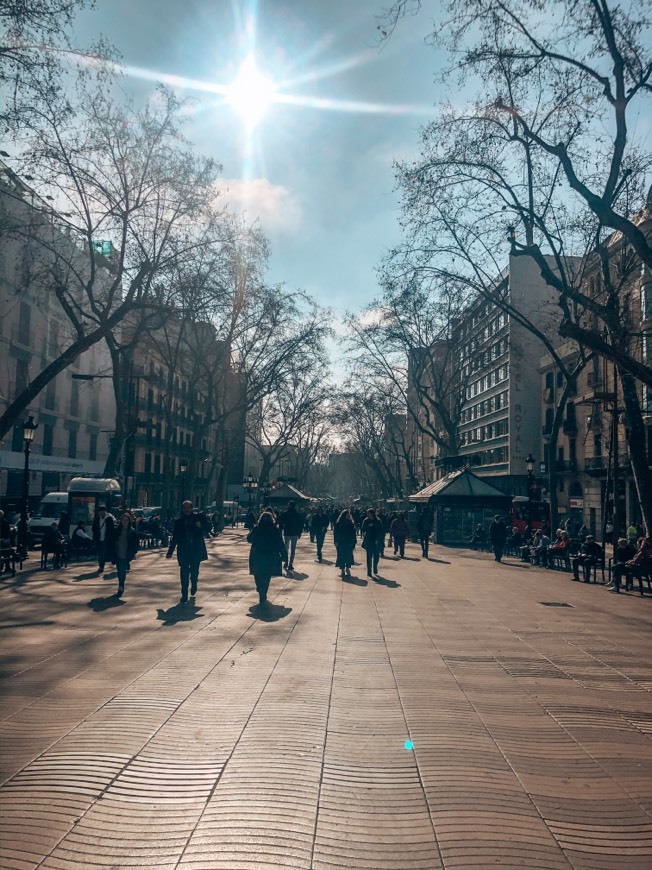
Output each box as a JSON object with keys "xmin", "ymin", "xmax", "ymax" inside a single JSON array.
[
  {"xmin": 156, "ymin": 602, "xmax": 204, "ymax": 626},
  {"xmin": 87, "ymin": 594, "xmax": 125, "ymax": 612},
  {"xmin": 288, "ymin": 571, "xmax": 309, "ymax": 581},
  {"xmin": 342, "ymin": 575, "xmax": 368, "ymax": 587},
  {"xmin": 74, "ymin": 570, "xmax": 101, "ymax": 582},
  {"xmin": 247, "ymin": 603, "xmax": 292, "ymax": 622},
  {"xmin": 427, "ymin": 557, "xmax": 451, "ymax": 564},
  {"xmin": 372, "ymin": 575, "xmax": 401, "ymax": 589},
  {"xmin": 497, "ymin": 561, "xmax": 531, "ymax": 569}
]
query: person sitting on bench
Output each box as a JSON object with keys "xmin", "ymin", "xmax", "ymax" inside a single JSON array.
[
  {"xmin": 571, "ymin": 535, "xmax": 603, "ymax": 583},
  {"xmin": 42, "ymin": 522, "xmax": 64, "ymax": 569},
  {"xmin": 623, "ymin": 535, "xmax": 652, "ymax": 596},
  {"xmin": 609, "ymin": 537, "xmax": 637, "ymax": 592}
]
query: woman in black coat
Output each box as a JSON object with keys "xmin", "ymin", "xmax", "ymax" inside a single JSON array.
[
  {"xmin": 361, "ymin": 508, "xmax": 384, "ymax": 577},
  {"xmin": 247, "ymin": 511, "xmax": 288, "ymax": 605},
  {"xmin": 334, "ymin": 509, "xmax": 356, "ymax": 578}
]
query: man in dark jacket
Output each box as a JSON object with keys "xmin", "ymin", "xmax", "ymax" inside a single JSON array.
[
  {"xmin": 310, "ymin": 506, "xmax": 330, "ymax": 562},
  {"xmin": 92, "ymin": 505, "xmax": 115, "ymax": 575},
  {"xmin": 571, "ymin": 536, "xmax": 603, "ymax": 583},
  {"xmin": 166, "ymin": 500, "xmax": 209, "ymax": 603},
  {"xmin": 417, "ymin": 508, "xmax": 434, "ymax": 558},
  {"xmin": 279, "ymin": 500, "xmax": 304, "ymax": 571},
  {"xmin": 489, "ymin": 515, "xmax": 508, "ymax": 563}
]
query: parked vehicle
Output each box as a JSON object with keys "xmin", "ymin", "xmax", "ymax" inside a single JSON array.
[
  {"xmin": 27, "ymin": 493, "xmax": 69, "ymax": 544},
  {"xmin": 67, "ymin": 478, "xmax": 123, "ymax": 527}
]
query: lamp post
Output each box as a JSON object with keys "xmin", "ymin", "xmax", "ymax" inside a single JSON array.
[
  {"xmin": 243, "ymin": 473, "xmax": 258, "ymax": 511},
  {"xmin": 526, "ymin": 453, "xmax": 535, "ymax": 531},
  {"xmin": 180, "ymin": 459, "xmax": 188, "ymax": 502},
  {"xmin": 19, "ymin": 416, "xmax": 39, "ymax": 553}
]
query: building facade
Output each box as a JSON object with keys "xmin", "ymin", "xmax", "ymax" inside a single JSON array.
[{"xmin": 0, "ymin": 166, "xmax": 115, "ymax": 510}]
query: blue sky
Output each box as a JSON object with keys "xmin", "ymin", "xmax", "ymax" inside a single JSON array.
[{"xmin": 74, "ymin": 0, "xmax": 447, "ymax": 320}]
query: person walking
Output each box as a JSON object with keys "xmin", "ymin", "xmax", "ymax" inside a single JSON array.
[
  {"xmin": 417, "ymin": 508, "xmax": 434, "ymax": 558},
  {"xmin": 166, "ymin": 500, "xmax": 208, "ymax": 603},
  {"xmin": 110, "ymin": 513, "xmax": 139, "ymax": 598},
  {"xmin": 390, "ymin": 512, "xmax": 410, "ymax": 558},
  {"xmin": 279, "ymin": 500, "xmax": 304, "ymax": 572},
  {"xmin": 247, "ymin": 511, "xmax": 287, "ymax": 605},
  {"xmin": 334, "ymin": 509, "xmax": 357, "ymax": 578},
  {"xmin": 310, "ymin": 505, "xmax": 330, "ymax": 562},
  {"xmin": 361, "ymin": 508, "xmax": 384, "ymax": 577},
  {"xmin": 489, "ymin": 515, "xmax": 508, "ymax": 563},
  {"xmin": 92, "ymin": 505, "xmax": 115, "ymax": 575}
]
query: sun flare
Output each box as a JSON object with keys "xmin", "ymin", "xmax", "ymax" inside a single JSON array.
[{"xmin": 226, "ymin": 55, "xmax": 277, "ymax": 129}]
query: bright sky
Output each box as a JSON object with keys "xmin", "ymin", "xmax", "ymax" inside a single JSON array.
[{"xmin": 74, "ymin": 0, "xmax": 446, "ymax": 321}]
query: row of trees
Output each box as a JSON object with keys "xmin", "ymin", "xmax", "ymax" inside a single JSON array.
[
  {"xmin": 338, "ymin": 0, "xmax": 651, "ymax": 529},
  {"xmin": 0, "ymin": 2, "xmax": 335, "ymax": 503}
]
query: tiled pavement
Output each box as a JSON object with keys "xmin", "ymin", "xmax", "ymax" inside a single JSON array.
[{"xmin": 1, "ymin": 531, "xmax": 651, "ymax": 869}]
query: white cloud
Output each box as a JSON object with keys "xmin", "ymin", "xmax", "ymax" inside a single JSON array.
[{"xmin": 220, "ymin": 177, "xmax": 302, "ymax": 235}]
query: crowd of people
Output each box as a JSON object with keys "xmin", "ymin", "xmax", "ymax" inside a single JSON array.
[
  {"xmin": 243, "ymin": 501, "xmax": 435, "ymax": 598},
  {"xmin": 5, "ymin": 496, "xmax": 650, "ymax": 605},
  {"xmin": 470, "ymin": 514, "xmax": 651, "ymax": 594}
]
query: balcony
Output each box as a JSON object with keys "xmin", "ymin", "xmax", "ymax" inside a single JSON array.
[
  {"xmin": 585, "ymin": 456, "xmax": 606, "ymax": 474},
  {"xmin": 555, "ymin": 459, "xmax": 577, "ymax": 473}
]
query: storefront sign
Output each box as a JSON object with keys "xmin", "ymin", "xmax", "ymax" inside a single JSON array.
[
  {"xmin": 0, "ymin": 451, "xmax": 105, "ymax": 475},
  {"xmin": 569, "ymin": 497, "xmax": 584, "ymax": 509}
]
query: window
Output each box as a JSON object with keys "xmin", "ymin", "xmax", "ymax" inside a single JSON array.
[
  {"xmin": 43, "ymin": 424, "xmax": 54, "ymax": 456},
  {"xmin": 68, "ymin": 429, "xmax": 77, "ymax": 458},
  {"xmin": 154, "ymin": 454, "xmax": 161, "ymax": 474},
  {"xmin": 18, "ymin": 301, "xmax": 31, "ymax": 345},
  {"xmin": 144, "ymin": 453, "xmax": 152, "ymax": 474},
  {"xmin": 70, "ymin": 378, "xmax": 80, "ymax": 417},
  {"xmin": 545, "ymin": 372, "xmax": 553, "ymax": 390},
  {"xmin": 557, "ymin": 445, "xmax": 564, "ymax": 463},
  {"xmin": 11, "ymin": 426, "xmax": 23, "ymax": 452},
  {"xmin": 15, "ymin": 359, "xmax": 29, "ymax": 396},
  {"xmin": 556, "ymin": 371, "xmax": 564, "ymax": 389},
  {"xmin": 594, "ymin": 434, "xmax": 602, "ymax": 457},
  {"xmin": 569, "ymin": 439, "xmax": 576, "ymax": 461},
  {"xmin": 48, "ymin": 323, "xmax": 59, "ymax": 358},
  {"xmin": 90, "ymin": 389, "xmax": 99, "ymax": 421},
  {"xmin": 89, "ymin": 433, "xmax": 97, "ymax": 461},
  {"xmin": 44, "ymin": 381, "xmax": 56, "ymax": 410}
]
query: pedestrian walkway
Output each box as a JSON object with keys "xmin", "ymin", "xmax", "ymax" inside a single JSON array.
[{"xmin": 1, "ymin": 532, "xmax": 651, "ymax": 869}]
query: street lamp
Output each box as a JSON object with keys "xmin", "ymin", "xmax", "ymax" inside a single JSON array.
[
  {"xmin": 243, "ymin": 473, "xmax": 258, "ymax": 510},
  {"xmin": 526, "ymin": 452, "xmax": 535, "ymax": 531},
  {"xmin": 19, "ymin": 416, "xmax": 39, "ymax": 553},
  {"xmin": 180, "ymin": 459, "xmax": 188, "ymax": 501}
]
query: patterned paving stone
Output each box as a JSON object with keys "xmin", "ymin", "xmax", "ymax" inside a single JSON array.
[{"xmin": 1, "ymin": 532, "xmax": 652, "ymax": 868}]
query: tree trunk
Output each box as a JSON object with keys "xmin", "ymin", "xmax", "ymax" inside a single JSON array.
[
  {"xmin": 546, "ymin": 383, "xmax": 571, "ymax": 534},
  {"xmin": 618, "ymin": 366, "xmax": 652, "ymax": 535}
]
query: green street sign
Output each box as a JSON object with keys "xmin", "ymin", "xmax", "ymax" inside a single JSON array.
[{"xmin": 92, "ymin": 240, "xmax": 112, "ymax": 256}]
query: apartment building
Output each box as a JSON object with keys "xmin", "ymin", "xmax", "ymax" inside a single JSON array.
[
  {"xmin": 538, "ymin": 205, "xmax": 652, "ymax": 534},
  {"xmin": 0, "ymin": 166, "xmax": 115, "ymax": 510},
  {"xmin": 124, "ymin": 318, "xmax": 246, "ymax": 511},
  {"xmin": 452, "ymin": 255, "xmax": 563, "ymax": 495}
]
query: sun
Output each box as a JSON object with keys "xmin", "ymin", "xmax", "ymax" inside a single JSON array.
[{"xmin": 226, "ymin": 55, "xmax": 277, "ymax": 129}]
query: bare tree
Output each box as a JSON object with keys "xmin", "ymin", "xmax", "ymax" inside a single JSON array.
[
  {"xmin": 0, "ymin": 0, "xmax": 93, "ymax": 131},
  {"xmin": 346, "ymin": 281, "xmax": 470, "ymax": 459},
  {"xmin": 0, "ymin": 60, "xmax": 223, "ymax": 440},
  {"xmin": 379, "ymin": 0, "xmax": 652, "ymax": 531}
]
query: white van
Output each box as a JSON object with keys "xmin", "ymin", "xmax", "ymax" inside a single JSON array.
[{"xmin": 28, "ymin": 493, "xmax": 69, "ymax": 543}]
